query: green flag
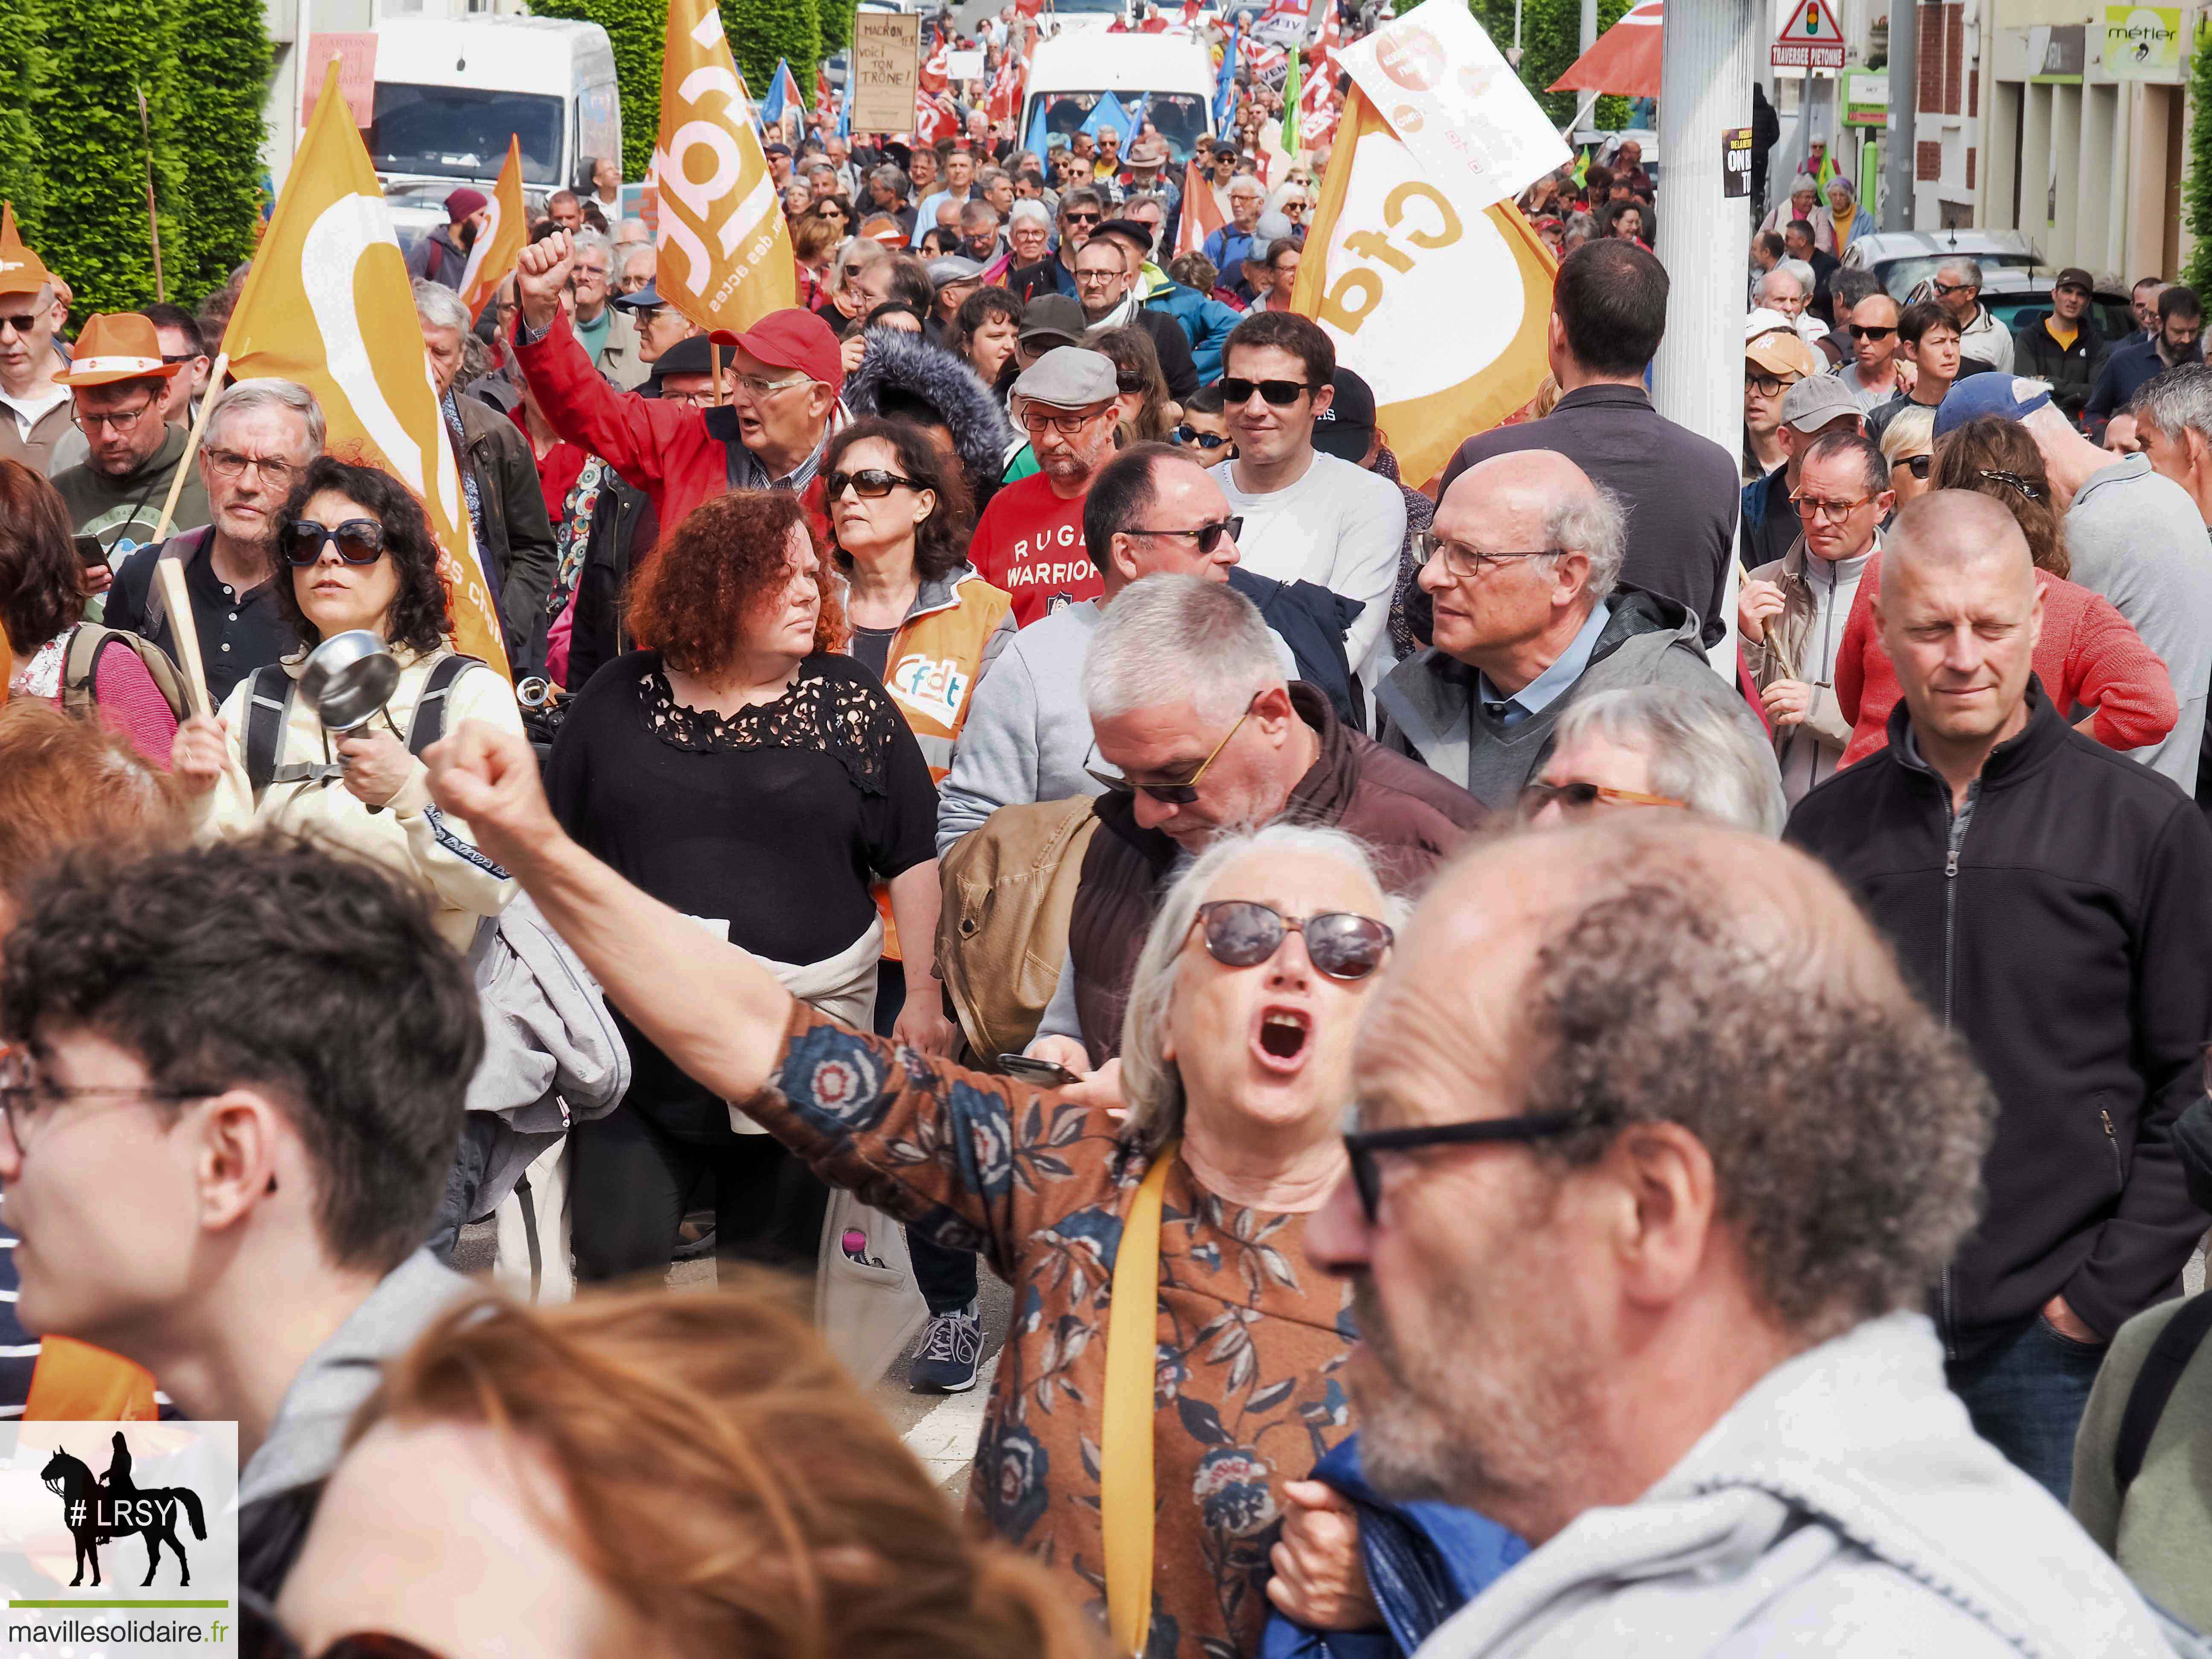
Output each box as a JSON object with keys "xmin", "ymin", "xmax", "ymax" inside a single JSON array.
[
  {"xmin": 1572, "ymin": 145, "xmax": 1589, "ymax": 188},
  {"xmin": 1282, "ymin": 48, "xmax": 1301, "ymax": 155}
]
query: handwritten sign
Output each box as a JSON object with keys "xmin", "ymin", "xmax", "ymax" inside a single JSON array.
[{"xmin": 852, "ymin": 12, "xmax": 923, "ymax": 133}]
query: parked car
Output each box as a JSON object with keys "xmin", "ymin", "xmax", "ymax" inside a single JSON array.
[{"xmin": 1841, "ymin": 229, "xmax": 2135, "ymax": 342}]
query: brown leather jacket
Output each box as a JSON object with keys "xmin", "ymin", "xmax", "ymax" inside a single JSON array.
[{"xmin": 1066, "ymin": 683, "xmax": 1488, "ymax": 1065}]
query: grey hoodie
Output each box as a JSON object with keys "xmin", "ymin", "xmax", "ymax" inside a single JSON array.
[
  {"xmin": 1377, "ymin": 587, "xmax": 1719, "ymax": 811},
  {"xmin": 237, "ymin": 1249, "xmax": 476, "ymax": 1509},
  {"xmin": 1413, "ymin": 1313, "xmax": 2185, "ymax": 1659}
]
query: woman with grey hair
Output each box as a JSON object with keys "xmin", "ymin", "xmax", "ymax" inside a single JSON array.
[
  {"xmin": 1522, "ymin": 681, "xmax": 1789, "ymax": 837},
  {"xmin": 421, "ymin": 719, "xmax": 1402, "ymax": 1659}
]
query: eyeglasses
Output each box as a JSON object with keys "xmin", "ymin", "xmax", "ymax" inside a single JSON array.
[
  {"xmin": 0, "ymin": 311, "xmax": 40, "ymax": 335},
  {"xmin": 1191, "ymin": 899, "xmax": 1394, "ymax": 982},
  {"xmin": 1172, "ymin": 426, "xmax": 1231, "ymax": 451},
  {"xmin": 824, "ymin": 467, "xmax": 921, "ymax": 499},
  {"xmin": 202, "ymin": 447, "xmax": 299, "ymax": 486},
  {"xmin": 736, "ymin": 370, "xmax": 812, "ymax": 399},
  {"xmin": 1019, "ymin": 404, "xmax": 1111, "ymax": 437},
  {"xmin": 0, "ymin": 1048, "xmax": 206, "ymax": 1155},
  {"xmin": 70, "ymin": 397, "xmax": 158, "ymax": 434},
  {"xmin": 1744, "ymin": 370, "xmax": 1789, "ymax": 397},
  {"xmin": 1075, "ymin": 268, "xmax": 1121, "ymax": 286},
  {"xmin": 1343, "ymin": 1112, "xmax": 1595, "ymax": 1225},
  {"xmin": 1789, "ymin": 490, "xmax": 1876, "ymax": 523},
  {"xmin": 1847, "ymin": 324, "xmax": 1895, "ymax": 341},
  {"xmin": 1517, "ymin": 779, "xmax": 1688, "ymax": 818},
  {"xmin": 279, "ymin": 518, "xmax": 387, "ymax": 565},
  {"xmin": 1412, "ymin": 530, "xmax": 1562, "ymax": 580},
  {"xmin": 160, "ymin": 351, "xmax": 201, "ymax": 366},
  {"xmin": 1899, "ymin": 454, "xmax": 1933, "ymax": 480},
  {"xmin": 1085, "ymin": 703, "xmax": 1252, "ymax": 803},
  {"xmin": 665, "ymin": 387, "xmax": 722, "ymax": 407},
  {"xmin": 1220, "ymin": 376, "xmax": 1318, "ymax": 406},
  {"xmin": 1123, "ymin": 515, "xmax": 1241, "ymax": 554}
]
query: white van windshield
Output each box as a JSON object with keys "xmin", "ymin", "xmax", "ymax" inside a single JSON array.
[
  {"xmin": 370, "ymin": 84, "xmax": 565, "ymax": 185},
  {"xmin": 1031, "ymin": 90, "xmax": 1209, "ymax": 159}
]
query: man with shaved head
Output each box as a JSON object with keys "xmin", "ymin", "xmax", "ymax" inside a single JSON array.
[
  {"xmin": 1788, "ymin": 490, "xmax": 2212, "ymax": 1503},
  {"xmin": 1378, "ymin": 449, "xmax": 1717, "ymax": 811},
  {"xmin": 1307, "ymin": 815, "xmax": 2180, "ymax": 1652}
]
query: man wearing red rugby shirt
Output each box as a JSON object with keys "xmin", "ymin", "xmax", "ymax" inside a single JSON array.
[{"xmin": 968, "ymin": 347, "xmax": 1119, "ymax": 626}]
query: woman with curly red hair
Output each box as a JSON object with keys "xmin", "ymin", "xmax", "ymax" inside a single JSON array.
[{"xmin": 544, "ymin": 488, "xmax": 947, "ymax": 1288}]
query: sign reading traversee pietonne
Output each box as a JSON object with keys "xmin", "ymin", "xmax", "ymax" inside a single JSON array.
[{"xmin": 852, "ymin": 12, "xmax": 923, "ymax": 134}]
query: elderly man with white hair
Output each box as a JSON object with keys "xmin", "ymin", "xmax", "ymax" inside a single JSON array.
[
  {"xmin": 1754, "ymin": 263, "xmax": 1828, "ymax": 343},
  {"xmin": 1020, "ymin": 574, "xmax": 1487, "ymax": 1080},
  {"xmin": 1930, "ymin": 256, "xmax": 2015, "ymax": 373},
  {"xmin": 1379, "ymin": 450, "xmax": 1718, "ymax": 811},
  {"xmin": 1520, "ymin": 681, "xmax": 1787, "ymax": 835},
  {"xmin": 105, "ymin": 379, "xmax": 326, "ymax": 701}
]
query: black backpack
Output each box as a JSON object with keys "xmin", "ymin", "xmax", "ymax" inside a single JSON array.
[
  {"xmin": 241, "ymin": 652, "xmax": 486, "ymax": 794},
  {"xmin": 2113, "ymin": 1290, "xmax": 2212, "ymax": 1499}
]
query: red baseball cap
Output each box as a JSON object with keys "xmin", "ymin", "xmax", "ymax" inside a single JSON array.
[{"xmin": 710, "ymin": 308, "xmax": 846, "ymax": 396}]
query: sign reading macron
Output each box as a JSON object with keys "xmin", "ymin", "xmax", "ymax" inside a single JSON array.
[{"xmin": 850, "ymin": 11, "xmax": 922, "ymax": 133}]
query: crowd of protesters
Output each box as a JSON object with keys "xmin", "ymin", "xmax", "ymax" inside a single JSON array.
[{"xmin": 10, "ymin": 0, "xmax": 2212, "ymax": 1652}]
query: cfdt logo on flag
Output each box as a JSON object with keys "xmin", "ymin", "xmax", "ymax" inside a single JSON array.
[{"xmin": 0, "ymin": 1422, "xmax": 238, "ymax": 1654}]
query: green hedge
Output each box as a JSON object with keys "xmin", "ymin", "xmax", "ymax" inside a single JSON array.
[
  {"xmin": 730, "ymin": 0, "xmax": 818, "ymax": 114},
  {"xmin": 818, "ymin": 0, "xmax": 854, "ymax": 59},
  {"xmin": 0, "ymin": 0, "xmax": 46, "ymax": 236},
  {"xmin": 2186, "ymin": 24, "xmax": 2212, "ymax": 293},
  {"xmin": 531, "ymin": 0, "xmax": 666, "ymax": 182},
  {"xmin": 170, "ymin": 0, "xmax": 269, "ymax": 303}
]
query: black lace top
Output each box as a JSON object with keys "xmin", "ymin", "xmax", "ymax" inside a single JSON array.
[
  {"xmin": 639, "ymin": 655, "xmax": 908, "ymax": 795},
  {"xmin": 545, "ymin": 651, "xmax": 938, "ymax": 1132}
]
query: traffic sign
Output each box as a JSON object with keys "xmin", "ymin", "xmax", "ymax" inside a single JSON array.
[{"xmin": 1772, "ymin": 0, "xmax": 1846, "ymax": 70}]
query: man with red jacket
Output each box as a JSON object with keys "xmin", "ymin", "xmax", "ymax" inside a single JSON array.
[{"xmin": 511, "ymin": 230, "xmax": 846, "ymax": 541}]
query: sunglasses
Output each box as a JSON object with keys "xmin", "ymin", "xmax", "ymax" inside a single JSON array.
[
  {"xmin": 1847, "ymin": 324, "xmax": 1895, "ymax": 341},
  {"xmin": 1220, "ymin": 377, "xmax": 1316, "ymax": 406},
  {"xmin": 1064, "ymin": 210, "xmax": 1100, "ymax": 225},
  {"xmin": 1343, "ymin": 1111, "xmax": 1593, "ymax": 1225},
  {"xmin": 1900, "ymin": 454, "xmax": 1932, "ymax": 480},
  {"xmin": 0, "ymin": 311, "xmax": 39, "ymax": 335},
  {"xmin": 279, "ymin": 518, "xmax": 387, "ymax": 566},
  {"xmin": 1086, "ymin": 704, "xmax": 1251, "ymax": 803},
  {"xmin": 1172, "ymin": 426, "xmax": 1231, "ymax": 451},
  {"xmin": 824, "ymin": 467, "xmax": 920, "ymax": 499},
  {"xmin": 1192, "ymin": 899, "xmax": 1394, "ymax": 984},
  {"xmin": 1123, "ymin": 515, "xmax": 1241, "ymax": 554}
]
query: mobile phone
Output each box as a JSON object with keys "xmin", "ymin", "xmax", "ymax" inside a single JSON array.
[
  {"xmin": 996, "ymin": 1053, "xmax": 1078, "ymax": 1087},
  {"xmin": 74, "ymin": 535, "xmax": 109, "ymax": 568}
]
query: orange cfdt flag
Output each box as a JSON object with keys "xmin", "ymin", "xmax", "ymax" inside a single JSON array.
[
  {"xmin": 1177, "ymin": 157, "xmax": 1225, "ymax": 254},
  {"xmin": 1289, "ymin": 86, "xmax": 1557, "ymax": 488},
  {"xmin": 455, "ymin": 136, "xmax": 528, "ymax": 325},
  {"xmin": 221, "ymin": 63, "xmax": 507, "ymax": 675},
  {"xmin": 652, "ymin": 0, "xmax": 797, "ymax": 335},
  {"xmin": 24, "ymin": 1336, "xmax": 158, "ymax": 1421}
]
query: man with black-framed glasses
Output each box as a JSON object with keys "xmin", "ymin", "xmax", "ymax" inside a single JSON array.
[
  {"xmin": 1303, "ymin": 814, "xmax": 2180, "ymax": 1653},
  {"xmin": 50, "ymin": 312, "xmax": 210, "ymax": 570},
  {"xmin": 966, "ymin": 346, "xmax": 1118, "ymax": 624}
]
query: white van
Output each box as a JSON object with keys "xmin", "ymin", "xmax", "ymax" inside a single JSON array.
[
  {"xmin": 1021, "ymin": 32, "xmax": 1217, "ymax": 160},
  {"xmin": 370, "ymin": 16, "xmax": 622, "ymax": 250}
]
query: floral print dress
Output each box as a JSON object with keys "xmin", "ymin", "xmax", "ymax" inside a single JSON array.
[{"xmin": 752, "ymin": 1003, "xmax": 1357, "ymax": 1659}]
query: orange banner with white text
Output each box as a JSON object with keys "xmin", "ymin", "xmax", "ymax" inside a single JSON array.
[
  {"xmin": 455, "ymin": 137, "xmax": 528, "ymax": 324},
  {"xmin": 653, "ymin": 0, "xmax": 797, "ymax": 334},
  {"xmin": 222, "ymin": 63, "xmax": 507, "ymax": 675},
  {"xmin": 1289, "ymin": 86, "xmax": 1555, "ymax": 487}
]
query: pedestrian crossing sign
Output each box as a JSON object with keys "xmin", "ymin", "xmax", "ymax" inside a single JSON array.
[{"xmin": 1773, "ymin": 0, "xmax": 1846, "ymax": 69}]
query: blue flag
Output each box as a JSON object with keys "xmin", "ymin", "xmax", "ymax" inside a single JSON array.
[
  {"xmin": 1214, "ymin": 26, "xmax": 1239, "ymax": 127},
  {"xmin": 758, "ymin": 58, "xmax": 802, "ymax": 131},
  {"xmin": 1024, "ymin": 97, "xmax": 1052, "ymax": 159}
]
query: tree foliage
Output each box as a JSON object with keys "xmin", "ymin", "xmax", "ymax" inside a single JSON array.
[
  {"xmin": 818, "ymin": 0, "xmax": 855, "ymax": 59},
  {"xmin": 531, "ymin": 0, "xmax": 667, "ymax": 182},
  {"xmin": 730, "ymin": 0, "xmax": 819, "ymax": 110},
  {"xmin": 0, "ymin": 0, "xmax": 47, "ymax": 235},
  {"xmin": 2186, "ymin": 23, "xmax": 2212, "ymax": 294},
  {"xmin": 170, "ymin": 0, "xmax": 270, "ymax": 302},
  {"xmin": 34, "ymin": 0, "xmax": 181, "ymax": 315}
]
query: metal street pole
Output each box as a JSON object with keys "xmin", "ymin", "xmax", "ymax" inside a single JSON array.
[
  {"xmin": 1580, "ymin": 0, "xmax": 1597, "ymax": 56},
  {"xmin": 1651, "ymin": 0, "xmax": 1755, "ymax": 672},
  {"xmin": 1883, "ymin": 0, "xmax": 1917, "ymax": 229}
]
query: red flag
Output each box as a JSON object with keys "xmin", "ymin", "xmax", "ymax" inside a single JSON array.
[
  {"xmin": 987, "ymin": 54, "xmax": 1024, "ymax": 123},
  {"xmin": 914, "ymin": 89, "xmax": 959, "ymax": 145},
  {"xmin": 920, "ymin": 41, "xmax": 951, "ymax": 93},
  {"xmin": 815, "ymin": 66, "xmax": 835, "ymax": 125}
]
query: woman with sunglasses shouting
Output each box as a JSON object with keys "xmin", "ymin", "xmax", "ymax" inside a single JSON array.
[
  {"xmin": 171, "ymin": 457, "xmax": 524, "ymax": 952},
  {"xmin": 431, "ymin": 675, "xmax": 1403, "ymax": 1659}
]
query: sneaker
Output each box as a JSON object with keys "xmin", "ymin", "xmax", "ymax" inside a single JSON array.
[{"xmin": 909, "ymin": 1299, "xmax": 984, "ymax": 1393}]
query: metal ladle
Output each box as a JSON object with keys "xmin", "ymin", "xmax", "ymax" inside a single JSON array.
[{"xmin": 297, "ymin": 631, "xmax": 405, "ymax": 810}]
